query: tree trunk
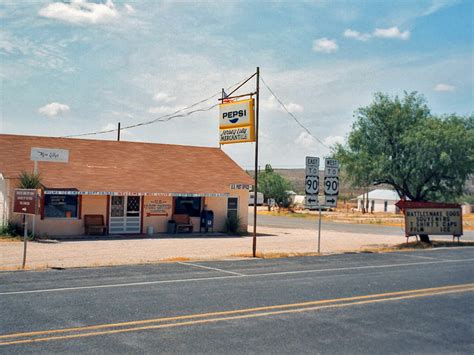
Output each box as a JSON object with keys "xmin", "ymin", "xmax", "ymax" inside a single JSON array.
[{"xmin": 419, "ymin": 234, "xmax": 431, "ymax": 243}]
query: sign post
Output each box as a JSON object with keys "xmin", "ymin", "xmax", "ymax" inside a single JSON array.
[
  {"xmin": 218, "ymin": 68, "xmax": 259, "ymax": 257},
  {"xmin": 14, "ymin": 189, "xmax": 37, "ymax": 269},
  {"xmin": 30, "ymin": 147, "xmax": 69, "ymax": 239}
]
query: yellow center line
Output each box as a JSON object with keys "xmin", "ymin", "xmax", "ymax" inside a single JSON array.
[{"xmin": 0, "ymin": 283, "xmax": 472, "ymax": 346}]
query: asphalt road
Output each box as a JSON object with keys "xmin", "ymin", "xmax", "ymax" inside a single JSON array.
[
  {"xmin": 1, "ymin": 248, "xmax": 473, "ymax": 353},
  {"xmin": 250, "ymin": 212, "xmax": 474, "ymax": 240}
]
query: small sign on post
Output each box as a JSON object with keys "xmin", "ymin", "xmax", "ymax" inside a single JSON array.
[
  {"xmin": 305, "ymin": 156, "xmax": 320, "ymax": 210},
  {"xmin": 13, "ymin": 189, "xmax": 37, "ymax": 215},
  {"xmin": 323, "ymin": 159, "xmax": 339, "ymax": 207},
  {"xmin": 14, "ymin": 189, "xmax": 38, "ymax": 269}
]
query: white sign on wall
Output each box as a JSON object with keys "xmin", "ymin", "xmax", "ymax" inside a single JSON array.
[{"xmin": 31, "ymin": 147, "xmax": 69, "ymax": 163}]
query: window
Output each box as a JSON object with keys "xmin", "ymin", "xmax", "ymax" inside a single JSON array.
[
  {"xmin": 44, "ymin": 194, "xmax": 78, "ymax": 218},
  {"xmin": 174, "ymin": 197, "xmax": 201, "ymax": 217},
  {"xmin": 227, "ymin": 197, "xmax": 238, "ymax": 219}
]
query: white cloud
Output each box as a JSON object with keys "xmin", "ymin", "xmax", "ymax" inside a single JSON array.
[
  {"xmin": 148, "ymin": 105, "xmax": 186, "ymax": 115},
  {"xmin": 313, "ymin": 38, "xmax": 338, "ymax": 53},
  {"xmin": 422, "ymin": 0, "xmax": 458, "ymax": 16},
  {"xmin": 261, "ymin": 96, "xmax": 304, "ymax": 114},
  {"xmin": 323, "ymin": 135, "xmax": 344, "ymax": 147},
  {"xmin": 124, "ymin": 4, "xmax": 135, "ymax": 14},
  {"xmin": 343, "ymin": 29, "xmax": 371, "ymax": 41},
  {"xmin": 38, "ymin": 102, "xmax": 70, "ymax": 117},
  {"xmin": 434, "ymin": 83, "xmax": 456, "ymax": 92},
  {"xmin": 38, "ymin": 0, "xmax": 120, "ymax": 25},
  {"xmin": 374, "ymin": 27, "xmax": 410, "ymax": 40},
  {"xmin": 295, "ymin": 132, "xmax": 317, "ymax": 149},
  {"xmin": 152, "ymin": 92, "xmax": 176, "ymax": 103},
  {"xmin": 286, "ymin": 102, "xmax": 304, "ymax": 114}
]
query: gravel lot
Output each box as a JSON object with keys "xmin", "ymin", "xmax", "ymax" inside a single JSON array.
[{"xmin": 0, "ymin": 225, "xmax": 419, "ymax": 271}]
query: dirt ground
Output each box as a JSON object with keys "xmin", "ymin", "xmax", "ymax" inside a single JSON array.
[{"xmin": 0, "ymin": 225, "xmax": 447, "ymax": 271}]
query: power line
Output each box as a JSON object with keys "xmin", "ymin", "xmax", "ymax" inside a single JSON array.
[
  {"xmin": 62, "ymin": 76, "xmax": 252, "ymax": 138},
  {"xmin": 260, "ymin": 76, "xmax": 329, "ymax": 149}
]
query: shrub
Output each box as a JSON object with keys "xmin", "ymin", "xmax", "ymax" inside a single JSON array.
[
  {"xmin": 224, "ymin": 215, "xmax": 242, "ymax": 234},
  {"xmin": 0, "ymin": 220, "xmax": 23, "ymax": 237}
]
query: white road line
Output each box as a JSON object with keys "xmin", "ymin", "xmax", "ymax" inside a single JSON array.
[
  {"xmin": 396, "ymin": 253, "xmax": 443, "ymax": 261},
  {"xmin": 178, "ymin": 262, "xmax": 246, "ymax": 276},
  {"xmin": 1, "ymin": 258, "xmax": 473, "ymax": 296}
]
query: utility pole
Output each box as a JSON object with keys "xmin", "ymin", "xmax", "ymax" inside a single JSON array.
[
  {"xmin": 252, "ymin": 67, "xmax": 260, "ymax": 257},
  {"xmin": 117, "ymin": 122, "xmax": 121, "ymax": 141}
]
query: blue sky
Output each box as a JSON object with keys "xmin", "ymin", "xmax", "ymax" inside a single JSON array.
[{"xmin": 1, "ymin": 0, "xmax": 472, "ymax": 169}]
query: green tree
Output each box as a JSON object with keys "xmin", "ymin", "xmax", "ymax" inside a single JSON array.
[
  {"xmin": 258, "ymin": 164, "xmax": 293, "ymax": 208},
  {"xmin": 334, "ymin": 92, "xmax": 474, "ymax": 241}
]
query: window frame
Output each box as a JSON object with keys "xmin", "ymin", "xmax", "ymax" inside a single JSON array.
[
  {"xmin": 227, "ymin": 197, "xmax": 239, "ymax": 219},
  {"xmin": 44, "ymin": 193, "xmax": 79, "ymax": 219},
  {"xmin": 174, "ymin": 197, "xmax": 202, "ymax": 217}
]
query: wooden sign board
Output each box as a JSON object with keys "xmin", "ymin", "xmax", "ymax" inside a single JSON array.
[
  {"xmin": 13, "ymin": 189, "xmax": 37, "ymax": 215},
  {"xmin": 405, "ymin": 208, "xmax": 462, "ymax": 236}
]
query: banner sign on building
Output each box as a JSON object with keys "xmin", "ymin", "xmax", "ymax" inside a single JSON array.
[
  {"xmin": 31, "ymin": 147, "xmax": 69, "ymax": 163},
  {"xmin": 219, "ymin": 99, "xmax": 255, "ymax": 144}
]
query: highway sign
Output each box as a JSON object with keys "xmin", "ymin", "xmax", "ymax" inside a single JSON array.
[
  {"xmin": 325, "ymin": 158, "xmax": 339, "ymax": 169},
  {"xmin": 324, "ymin": 176, "xmax": 339, "ymax": 196},
  {"xmin": 304, "ymin": 195, "xmax": 319, "ymax": 208},
  {"xmin": 13, "ymin": 189, "xmax": 37, "ymax": 215},
  {"xmin": 305, "ymin": 156, "xmax": 319, "ymax": 176},
  {"xmin": 324, "ymin": 195, "xmax": 337, "ymax": 207},
  {"xmin": 325, "ymin": 166, "xmax": 339, "ymax": 177},
  {"xmin": 305, "ymin": 175, "xmax": 319, "ymax": 195}
]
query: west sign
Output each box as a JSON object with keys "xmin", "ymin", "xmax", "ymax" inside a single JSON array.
[{"xmin": 219, "ymin": 99, "xmax": 255, "ymax": 144}]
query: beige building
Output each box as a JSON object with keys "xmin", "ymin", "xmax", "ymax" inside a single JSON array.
[{"xmin": 0, "ymin": 134, "xmax": 252, "ymax": 237}]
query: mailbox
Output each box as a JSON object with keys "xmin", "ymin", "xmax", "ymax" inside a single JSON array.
[{"xmin": 200, "ymin": 210, "xmax": 214, "ymax": 233}]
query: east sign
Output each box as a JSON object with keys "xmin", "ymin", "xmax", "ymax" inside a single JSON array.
[{"xmin": 219, "ymin": 99, "xmax": 255, "ymax": 144}]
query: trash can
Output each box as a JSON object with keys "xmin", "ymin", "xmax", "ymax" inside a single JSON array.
[
  {"xmin": 167, "ymin": 220, "xmax": 176, "ymax": 234},
  {"xmin": 147, "ymin": 226, "xmax": 154, "ymax": 236}
]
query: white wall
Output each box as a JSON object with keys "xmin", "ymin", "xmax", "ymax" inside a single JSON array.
[{"xmin": 357, "ymin": 198, "xmax": 398, "ymax": 213}]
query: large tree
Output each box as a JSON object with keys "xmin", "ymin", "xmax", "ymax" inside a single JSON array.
[
  {"xmin": 335, "ymin": 92, "xmax": 474, "ymax": 203},
  {"xmin": 258, "ymin": 164, "xmax": 293, "ymax": 207}
]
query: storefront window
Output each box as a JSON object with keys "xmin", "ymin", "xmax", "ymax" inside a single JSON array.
[
  {"xmin": 174, "ymin": 197, "xmax": 201, "ymax": 217},
  {"xmin": 44, "ymin": 194, "xmax": 78, "ymax": 218}
]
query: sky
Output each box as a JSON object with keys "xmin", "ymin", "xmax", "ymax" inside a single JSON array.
[{"xmin": 1, "ymin": 0, "xmax": 472, "ymax": 170}]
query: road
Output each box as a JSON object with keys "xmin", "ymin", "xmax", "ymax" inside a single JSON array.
[
  {"xmin": 250, "ymin": 212, "xmax": 474, "ymax": 240},
  {"xmin": 1, "ymin": 248, "xmax": 473, "ymax": 353}
]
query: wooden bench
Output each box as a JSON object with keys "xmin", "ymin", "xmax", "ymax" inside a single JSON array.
[
  {"xmin": 84, "ymin": 214, "xmax": 107, "ymax": 235},
  {"xmin": 173, "ymin": 214, "xmax": 193, "ymax": 233}
]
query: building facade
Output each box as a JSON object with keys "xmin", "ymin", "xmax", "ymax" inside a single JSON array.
[{"xmin": 0, "ymin": 134, "xmax": 253, "ymax": 236}]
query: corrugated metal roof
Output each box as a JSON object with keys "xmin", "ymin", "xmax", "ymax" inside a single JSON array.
[{"xmin": 0, "ymin": 134, "xmax": 253, "ymax": 194}]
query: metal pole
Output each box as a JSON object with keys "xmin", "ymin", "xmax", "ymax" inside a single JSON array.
[
  {"xmin": 22, "ymin": 214, "xmax": 28, "ymax": 269},
  {"xmin": 117, "ymin": 122, "xmax": 121, "ymax": 141},
  {"xmin": 317, "ymin": 206, "xmax": 322, "ymax": 253},
  {"xmin": 32, "ymin": 161, "xmax": 38, "ymax": 239},
  {"xmin": 252, "ymin": 67, "xmax": 260, "ymax": 258}
]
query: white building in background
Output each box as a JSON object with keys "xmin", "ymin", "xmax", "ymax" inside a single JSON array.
[{"xmin": 356, "ymin": 189, "xmax": 401, "ymax": 213}]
